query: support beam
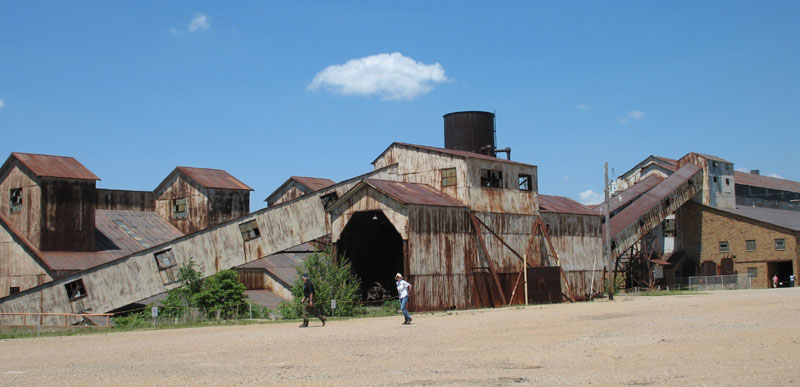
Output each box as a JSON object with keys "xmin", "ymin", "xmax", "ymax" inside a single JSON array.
[{"xmin": 470, "ymin": 214, "xmax": 508, "ymax": 307}]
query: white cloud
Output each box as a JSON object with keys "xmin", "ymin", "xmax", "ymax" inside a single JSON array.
[
  {"xmin": 578, "ymin": 189, "xmax": 604, "ymax": 205},
  {"xmin": 0, "ymin": 99, "xmax": 4, "ymax": 109},
  {"xmin": 768, "ymin": 172, "xmax": 784, "ymax": 179},
  {"xmin": 308, "ymin": 53, "xmax": 448, "ymax": 100},
  {"xmin": 619, "ymin": 110, "xmax": 644, "ymax": 124},
  {"xmin": 188, "ymin": 13, "xmax": 210, "ymax": 32},
  {"xmin": 577, "ymin": 104, "xmax": 591, "ymax": 110}
]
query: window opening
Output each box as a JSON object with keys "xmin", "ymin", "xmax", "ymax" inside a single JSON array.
[
  {"xmin": 239, "ymin": 220, "xmax": 261, "ymax": 241},
  {"xmin": 775, "ymin": 238, "xmax": 786, "ymax": 250},
  {"xmin": 441, "ymin": 168, "xmax": 457, "ymax": 187},
  {"xmin": 172, "ymin": 197, "xmax": 188, "ymax": 219},
  {"xmin": 663, "ymin": 218, "xmax": 676, "ymax": 237},
  {"xmin": 9, "ymin": 287, "xmax": 20, "ymax": 295},
  {"xmin": 9, "ymin": 188, "xmax": 22, "ymax": 213},
  {"xmin": 746, "ymin": 240, "xmax": 756, "ymax": 251},
  {"xmin": 725, "ymin": 178, "xmax": 730, "ymax": 185},
  {"xmin": 320, "ymin": 191, "xmax": 339, "ymax": 208},
  {"xmin": 154, "ymin": 249, "xmax": 177, "ymax": 269},
  {"xmin": 518, "ymin": 174, "xmax": 532, "ymax": 191},
  {"xmin": 718, "ymin": 241, "xmax": 729, "ymax": 252},
  {"xmin": 713, "ymin": 176, "xmax": 718, "ymax": 183},
  {"xmin": 64, "ymin": 279, "xmax": 87, "ymax": 301},
  {"xmin": 480, "ymin": 169, "xmax": 503, "ymax": 188}
]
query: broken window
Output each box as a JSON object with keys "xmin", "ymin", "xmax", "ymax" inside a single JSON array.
[
  {"xmin": 239, "ymin": 220, "xmax": 261, "ymax": 241},
  {"xmin": 518, "ymin": 174, "xmax": 532, "ymax": 191},
  {"xmin": 441, "ymin": 168, "xmax": 457, "ymax": 187},
  {"xmin": 775, "ymin": 238, "xmax": 785, "ymax": 250},
  {"xmin": 663, "ymin": 218, "xmax": 676, "ymax": 237},
  {"xmin": 718, "ymin": 241, "xmax": 729, "ymax": 252},
  {"xmin": 320, "ymin": 191, "xmax": 339, "ymax": 208},
  {"xmin": 154, "ymin": 249, "xmax": 177, "ymax": 269},
  {"xmin": 746, "ymin": 240, "xmax": 756, "ymax": 251},
  {"xmin": 9, "ymin": 287, "xmax": 19, "ymax": 295},
  {"xmin": 64, "ymin": 279, "xmax": 87, "ymax": 301},
  {"xmin": 713, "ymin": 176, "xmax": 718, "ymax": 183},
  {"xmin": 480, "ymin": 169, "xmax": 503, "ymax": 188},
  {"xmin": 9, "ymin": 188, "xmax": 22, "ymax": 213},
  {"xmin": 172, "ymin": 197, "xmax": 188, "ymax": 219}
]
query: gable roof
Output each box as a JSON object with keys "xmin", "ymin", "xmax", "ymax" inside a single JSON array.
[
  {"xmin": 372, "ymin": 142, "xmax": 536, "ymax": 167},
  {"xmin": 175, "ymin": 166, "xmax": 253, "ymax": 191},
  {"xmin": 680, "ymin": 152, "xmax": 731, "ymax": 164},
  {"xmin": 265, "ymin": 176, "xmax": 336, "ymax": 204},
  {"xmin": 327, "ymin": 179, "xmax": 467, "ymax": 211},
  {"xmin": 734, "ymin": 171, "xmax": 800, "ymax": 194},
  {"xmin": 2, "ymin": 152, "xmax": 99, "ymax": 181},
  {"xmin": 538, "ymin": 195, "xmax": 597, "ymax": 216}
]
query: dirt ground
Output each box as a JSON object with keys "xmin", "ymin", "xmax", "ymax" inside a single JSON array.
[{"xmin": 1, "ymin": 288, "xmax": 799, "ymax": 386}]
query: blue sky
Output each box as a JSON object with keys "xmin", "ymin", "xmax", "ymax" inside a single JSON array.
[{"xmin": 1, "ymin": 2, "xmax": 797, "ymax": 209}]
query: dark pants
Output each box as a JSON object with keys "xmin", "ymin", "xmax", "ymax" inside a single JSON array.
[{"xmin": 303, "ymin": 302, "xmax": 325, "ymax": 323}]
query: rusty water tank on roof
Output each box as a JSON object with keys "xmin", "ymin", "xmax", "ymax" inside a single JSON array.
[{"xmin": 443, "ymin": 111, "xmax": 495, "ymax": 156}]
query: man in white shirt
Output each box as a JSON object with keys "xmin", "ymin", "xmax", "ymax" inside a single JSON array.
[{"xmin": 396, "ymin": 273, "xmax": 413, "ymax": 325}]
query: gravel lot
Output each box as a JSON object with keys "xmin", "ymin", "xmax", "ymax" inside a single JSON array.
[{"xmin": 1, "ymin": 288, "xmax": 799, "ymax": 386}]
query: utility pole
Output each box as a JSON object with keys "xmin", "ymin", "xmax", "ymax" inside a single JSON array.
[{"xmin": 605, "ymin": 162, "xmax": 614, "ymax": 300}]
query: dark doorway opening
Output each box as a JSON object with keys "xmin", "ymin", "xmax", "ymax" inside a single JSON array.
[
  {"xmin": 768, "ymin": 261, "xmax": 794, "ymax": 287},
  {"xmin": 337, "ymin": 211, "xmax": 404, "ymax": 301}
]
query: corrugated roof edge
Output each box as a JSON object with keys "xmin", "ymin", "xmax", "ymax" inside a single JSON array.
[{"xmin": 2, "ymin": 152, "xmax": 100, "ymax": 181}]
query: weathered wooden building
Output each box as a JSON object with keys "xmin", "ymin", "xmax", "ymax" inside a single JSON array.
[{"xmin": 154, "ymin": 167, "xmax": 253, "ymax": 234}]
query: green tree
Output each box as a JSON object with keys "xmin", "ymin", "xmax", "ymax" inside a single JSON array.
[
  {"xmin": 279, "ymin": 249, "xmax": 363, "ymax": 318},
  {"xmin": 161, "ymin": 259, "xmax": 249, "ymax": 320}
]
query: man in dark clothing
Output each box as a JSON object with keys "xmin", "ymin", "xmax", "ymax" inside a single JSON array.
[{"xmin": 300, "ymin": 273, "xmax": 326, "ymax": 327}]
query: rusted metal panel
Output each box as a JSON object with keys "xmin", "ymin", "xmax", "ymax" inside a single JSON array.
[
  {"xmin": 735, "ymin": 171, "xmax": 800, "ymax": 195},
  {"xmin": 366, "ymin": 179, "xmax": 467, "ymax": 207},
  {"xmin": 329, "ymin": 184, "xmax": 410, "ymax": 242},
  {"xmin": 0, "ymin": 165, "xmax": 400, "ymax": 319},
  {"xmin": 175, "ymin": 166, "xmax": 253, "ymax": 191},
  {"xmin": 207, "ymin": 189, "xmax": 250, "ymax": 227},
  {"xmin": 596, "ymin": 175, "xmax": 664, "ymax": 216},
  {"xmin": 539, "ymin": 195, "xmax": 596, "ymax": 216},
  {"xmin": 527, "ymin": 266, "xmax": 561, "ymax": 304},
  {"xmin": 40, "ymin": 178, "xmax": 96, "ymax": 252},
  {"xmin": 540, "ymin": 212, "xmax": 603, "ymax": 300},
  {"xmin": 0, "ymin": 163, "xmax": 42, "ymax": 248},
  {"xmin": 96, "ymin": 189, "xmax": 154, "ymax": 211},
  {"xmin": 677, "ymin": 152, "xmax": 735, "ymax": 209},
  {"xmin": 443, "ymin": 111, "xmax": 496, "ymax": 155},
  {"xmin": 4, "ymin": 153, "xmax": 99, "ymax": 181}
]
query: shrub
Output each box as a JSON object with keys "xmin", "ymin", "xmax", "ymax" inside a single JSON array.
[
  {"xmin": 161, "ymin": 259, "xmax": 249, "ymax": 321},
  {"xmin": 279, "ymin": 249, "xmax": 363, "ymax": 319}
]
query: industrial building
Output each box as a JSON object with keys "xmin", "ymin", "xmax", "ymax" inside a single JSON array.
[{"xmin": 1, "ymin": 110, "xmax": 797, "ymax": 324}]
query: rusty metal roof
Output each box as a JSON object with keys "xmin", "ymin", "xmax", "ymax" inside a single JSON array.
[
  {"xmin": 237, "ymin": 247, "xmax": 314, "ymax": 287},
  {"xmin": 291, "ymin": 176, "xmax": 335, "ymax": 192},
  {"xmin": 681, "ymin": 152, "xmax": 731, "ymax": 164},
  {"xmin": 714, "ymin": 206, "xmax": 800, "ymax": 232},
  {"xmin": 734, "ymin": 171, "xmax": 800, "ymax": 194},
  {"xmin": 175, "ymin": 166, "xmax": 253, "ymax": 191},
  {"xmin": 596, "ymin": 175, "xmax": 665, "ymax": 215},
  {"xmin": 609, "ymin": 164, "xmax": 701, "ymax": 237},
  {"xmin": 41, "ymin": 210, "xmax": 184, "ymax": 272},
  {"xmin": 538, "ymin": 195, "xmax": 598, "ymax": 215},
  {"xmin": 366, "ymin": 179, "xmax": 468, "ymax": 207},
  {"xmin": 372, "ymin": 142, "xmax": 537, "ymax": 167},
  {"xmin": 4, "ymin": 152, "xmax": 99, "ymax": 180}
]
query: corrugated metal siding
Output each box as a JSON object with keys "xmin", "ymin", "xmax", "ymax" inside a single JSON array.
[{"xmin": 541, "ymin": 212, "xmax": 604, "ymax": 300}]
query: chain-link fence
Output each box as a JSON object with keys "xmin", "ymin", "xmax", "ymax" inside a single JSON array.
[{"xmin": 686, "ymin": 274, "xmax": 752, "ymax": 291}]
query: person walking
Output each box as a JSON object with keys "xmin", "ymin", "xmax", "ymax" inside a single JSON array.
[
  {"xmin": 790, "ymin": 274, "xmax": 795, "ymax": 288},
  {"xmin": 396, "ymin": 273, "xmax": 413, "ymax": 325},
  {"xmin": 772, "ymin": 274, "xmax": 779, "ymax": 288},
  {"xmin": 299, "ymin": 273, "xmax": 326, "ymax": 328}
]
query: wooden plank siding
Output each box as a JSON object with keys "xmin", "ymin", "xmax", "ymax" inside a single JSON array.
[
  {"xmin": 0, "ymin": 166, "xmax": 399, "ymax": 323},
  {"xmin": 0, "ymin": 163, "xmax": 43, "ymax": 249}
]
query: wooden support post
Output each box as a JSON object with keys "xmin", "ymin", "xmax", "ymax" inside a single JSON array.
[{"xmin": 470, "ymin": 214, "xmax": 508, "ymax": 306}]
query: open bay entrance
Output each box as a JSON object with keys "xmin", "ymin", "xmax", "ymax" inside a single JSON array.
[
  {"xmin": 336, "ymin": 211, "xmax": 404, "ymax": 302},
  {"xmin": 768, "ymin": 261, "xmax": 794, "ymax": 287}
]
